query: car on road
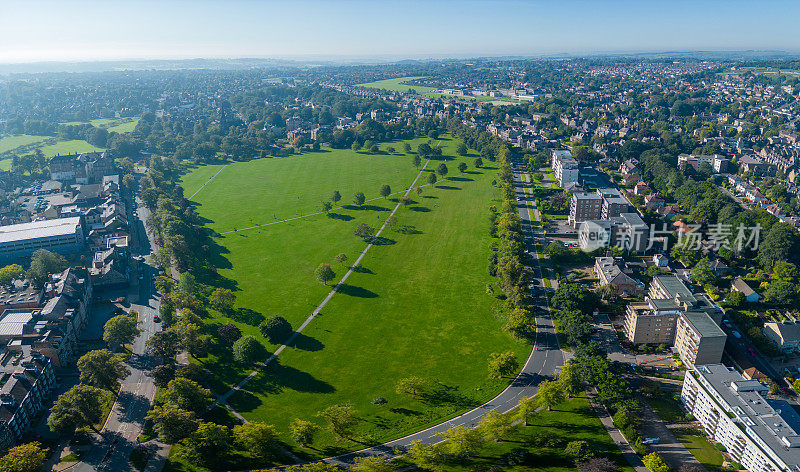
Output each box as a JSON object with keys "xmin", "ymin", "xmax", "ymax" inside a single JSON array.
[
  {"xmin": 153, "ymin": 315, "xmax": 159, "ymax": 322},
  {"xmin": 731, "ymin": 330, "xmax": 742, "ymax": 339}
]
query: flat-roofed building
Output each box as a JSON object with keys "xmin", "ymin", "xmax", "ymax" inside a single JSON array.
[
  {"xmin": 675, "ymin": 311, "xmax": 727, "ymax": 368},
  {"xmin": 551, "ymin": 150, "xmax": 579, "ymax": 188},
  {"xmin": 681, "ymin": 364, "xmax": 800, "ymax": 472},
  {"xmin": 569, "ymin": 191, "xmax": 603, "ymax": 226},
  {"xmin": 623, "ymin": 298, "xmax": 681, "ymax": 345},
  {"xmin": 0, "ymin": 217, "xmax": 84, "ymax": 263}
]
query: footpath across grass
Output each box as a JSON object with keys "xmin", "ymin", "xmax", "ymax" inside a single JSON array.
[{"xmin": 181, "ymin": 136, "xmax": 532, "ymax": 459}]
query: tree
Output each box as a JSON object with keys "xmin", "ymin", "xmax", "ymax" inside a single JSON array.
[
  {"xmin": 536, "ymin": 379, "xmax": 565, "ymax": 411},
  {"xmin": 289, "ymin": 418, "xmax": 319, "ymax": 447},
  {"xmin": 322, "ymin": 200, "xmax": 333, "ymax": 214},
  {"xmin": 209, "ymin": 288, "xmax": 236, "ymax": 313},
  {"xmin": 418, "ymin": 143, "xmax": 432, "ymax": 157},
  {"xmin": 412, "ymin": 155, "xmax": 422, "ymax": 169},
  {"xmin": 333, "ymin": 253, "xmax": 348, "ymax": 266},
  {"xmin": 152, "ymin": 364, "xmax": 176, "ymax": 388},
  {"xmin": 178, "ymin": 272, "xmax": 198, "ymax": 295},
  {"xmin": 103, "ymin": 313, "xmax": 141, "ymax": 348},
  {"xmin": 217, "ymin": 323, "xmax": 242, "ymax": 345},
  {"xmin": 154, "ymin": 276, "xmax": 174, "ymax": 294},
  {"xmin": 436, "ymin": 163, "xmax": 448, "ymax": 178},
  {"xmin": 474, "ymin": 157, "xmax": 483, "ymax": 168},
  {"xmin": 517, "ymin": 396, "xmax": 536, "ymax": 426},
  {"xmin": 758, "ymin": 222, "xmax": 800, "ymax": 270},
  {"xmin": 331, "ymin": 190, "xmax": 341, "ymax": 203},
  {"xmin": 182, "ymin": 422, "xmax": 231, "ymax": 466},
  {"xmin": 773, "ymin": 261, "xmax": 799, "ymax": 283},
  {"xmin": 354, "ymin": 223, "xmax": 376, "ymax": 240},
  {"xmin": 77, "ymin": 349, "xmax": 130, "ymax": 394},
  {"xmin": 172, "ymin": 320, "xmax": 211, "ymax": 358},
  {"xmin": 437, "ymin": 426, "xmax": 484, "ymax": 459},
  {"xmin": 354, "ymin": 191, "xmax": 366, "ymax": 206},
  {"xmin": 407, "ymin": 440, "xmax": 446, "ymax": 472},
  {"xmin": 352, "ymin": 456, "xmax": 395, "ymax": 472},
  {"xmin": 147, "ymin": 329, "xmax": 179, "ymax": 363},
  {"xmin": 145, "ymin": 403, "xmax": 198, "ymax": 443},
  {"xmin": 48, "ymin": 384, "xmax": 106, "ymax": 434},
  {"xmin": 233, "ymin": 335, "xmax": 265, "ymax": 364},
  {"xmin": 26, "ymin": 249, "xmax": 67, "ymax": 288},
  {"xmin": 404, "ymin": 143, "xmax": 412, "ymax": 154},
  {"xmin": 162, "ymin": 377, "xmax": 212, "ymax": 413},
  {"xmin": 488, "ymin": 351, "xmax": 519, "ymax": 378},
  {"xmin": 642, "ymin": 453, "xmax": 670, "ymax": 472},
  {"xmin": 0, "ymin": 442, "xmax": 47, "ymax": 472},
  {"xmin": 316, "ymin": 404, "xmax": 358, "ymax": 439},
  {"xmin": 233, "ymin": 421, "xmax": 279, "ymax": 460},
  {"xmin": 690, "ymin": 258, "xmax": 716, "ymax": 286},
  {"xmin": 725, "ymin": 290, "xmax": 746, "ymax": 308},
  {"xmin": 456, "ymin": 142, "xmax": 468, "ymax": 156},
  {"xmin": 564, "ymin": 440, "xmax": 594, "ymax": 462},
  {"xmin": 765, "ymin": 280, "xmax": 797, "ymax": 306},
  {"xmin": 427, "ymin": 173, "xmax": 437, "ymax": 186},
  {"xmin": 478, "ymin": 410, "xmax": 510, "ymax": 442},
  {"xmin": 395, "ymin": 376, "xmax": 428, "ymax": 398},
  {"xmin": 259, "ymin": 316, "xmax": 293, "ymax": 342},
  {"xmin": 380, "ymin": 184, "xmax": 391, "ymax": 199},
  {"xmin": 457, "ymin": 162, "xmax": 467, "ymax": 173},
  {"xmin": 0, "ymin": 264, "xmax": 24, "ymax": 287},
  {"xmin": 315, "ymin": 263, "xmax": 336, "ymax": 285},
  {"xmin": 557, "ymin": 361, "xmax": 583, "ymax": 397}
]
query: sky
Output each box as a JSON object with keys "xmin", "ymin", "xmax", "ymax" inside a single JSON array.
[{"xmin": 1, "ymin": 0, "xmax": 800, "ymax": 63}]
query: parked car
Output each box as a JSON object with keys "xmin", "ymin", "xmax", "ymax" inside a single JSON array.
[
  {"xmin": 153, "ymin": 315, "xmax": 159, "ymax": 322},
  {"xmin": 731, "ymin": 330, "xmax": 742, "ymax": 339}
]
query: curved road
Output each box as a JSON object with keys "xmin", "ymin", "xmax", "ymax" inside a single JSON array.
[{"xmin": 324, "ymin": 157, "xmax": 565, "ymax": 466}]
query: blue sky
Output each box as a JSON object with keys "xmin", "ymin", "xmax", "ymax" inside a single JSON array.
[{"xmin": 1, "ymin": 0, "xmax": 799, "ymax": 63}]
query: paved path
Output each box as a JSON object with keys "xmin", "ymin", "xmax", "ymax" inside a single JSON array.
[
  {"xmin": 586, "ymin": 388, "xmax": 649, "ymax": 472},
  {"xmin": 213, "ymin": 158, "xmax": 435, "ymax": 414},
  {"xmin": 640, "ymin": 401, "xmax": 708, "ymax": 472},
  {"xmin": 188, "ymin": 164, "xmax": 228, "ymax": 199},
  {"xmin": 302, "ymin": 156, "xmax": 567, "ymax": 467}
]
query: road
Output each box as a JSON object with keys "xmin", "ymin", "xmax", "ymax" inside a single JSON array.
[
  {"xmin": 71, "ymin": 188, "xmax": 167, "ymax": 472},
  {"xmin": 323, "ymin": 157, "xmax": 565, "ymax": 466}
]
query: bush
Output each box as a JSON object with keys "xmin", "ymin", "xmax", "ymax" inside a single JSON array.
[
  {"xmin": 643, "ymin": 453, "xmax": 670, "ymax": 472},
  {"xmin": 176, "ymin": 364, "xmax": 208, "ymax": 384},
  {"xmin": 504, "ymin": 447, "xmax": 533, "ymax": 466}
]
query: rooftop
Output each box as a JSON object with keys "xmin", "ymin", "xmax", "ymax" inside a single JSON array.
[
  {"xmin": 681, "ymin": 311, "xmax": 726, "ymax": 338},
  {"xmin": 0, "ymin": 217, "xmax": 81, "ymax": 245}
]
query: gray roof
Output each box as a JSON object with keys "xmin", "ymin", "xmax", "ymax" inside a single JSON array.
[
  {"xmin": 0, "ymin": 217, "xmax": 81, "ymax": 245},
  {"xmin": 693, "ymin": 364, "xmax": 800, "ymax": 469},
  {"xmin": 681, "ymin": 311, "xmax": 726, "ymax": 338},
  {"xmin": 654, "ymin": 275, "xmax": 693, "ymax": 299}
]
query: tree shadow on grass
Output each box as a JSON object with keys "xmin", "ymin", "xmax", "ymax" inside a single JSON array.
[
  {"xmin": 409, "ymin": 206, "xmax": 431, "ymax": 212},
  {"xmin": 229, "ymin": 307, "xmax": 265, "ymax": 326},
  {"xmin": 422, "ymin": 384, "xmax": 481, "ymax": 409},
  {"xmin": 389, "ymin": 407, "xmax": 422, "ymax": 416},
  {"xmin": 337, "ymin": 284, "xmax": 379, "ymax": 298},
  {"xmin": 449, "ymin": 176, "xmax": 474, "ymax": 182},
  {"xmin": 343, "ymin": 204, "xmax": 390, "ymax": 212},
  {"xmin": 422, "ymin": 195, "xmax": 438, "ymax": 199},
  {"xmin": 350, "ymin": 265, "xmax": 375, "ymax": 274},
  {"xmin": 435, "ymin": 185, "xmax": 461, "ymax": 190},
  {"xmin": 371, "ymin": 236, "xmax": 395, "ymax": 245},
  {"xmin": 328, "ymin": 213, "xmax": 354, "ymax": 221},
  {"xmin": 289, "ymin": 333, "xmax": 324, "ymax": 352}
]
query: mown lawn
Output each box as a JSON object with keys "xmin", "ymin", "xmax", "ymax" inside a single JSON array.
[
  {"xmin": 39, "ymin": 139, "xmax": 104, "ymax": 157},
  {"xmin": 674, "ymin": 428, "xmax": 725, "ymax": 471},
  {"xmin": 0, "ymin": 134, "xmax": 52, "ymax": 153},
  {"xmin": 431, "ymin": 397, "xmax": 634, "ymax": 472},
  {"xmin": 357, "ymin": 76, "xmax": 435, "ymax": 93},
  {"xmin": 183, "ymin": 136, "xmax": 531, "ymax": 458}
]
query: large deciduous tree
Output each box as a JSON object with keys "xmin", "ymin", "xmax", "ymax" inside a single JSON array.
[{"xmin": 77, "ymin": 349, "xmax": 130, "ymax": 395}]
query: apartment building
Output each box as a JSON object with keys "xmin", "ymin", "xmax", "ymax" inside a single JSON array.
[
  {"xmin": 677, "ymin": 153, "xmax": 730, "ymax": 173},
  {"xmin": 551, "ymin": 149, "xmax": 579, "ymax": 188},
  {"xmin": 623, "ymin": 298, "xmax": 681, "ymax": 344},
  {"xmin": 598, "ymin": 188, "xmax": 631, "ymax": 219},
  {"xmin": 682, "ymin": 364, "xmax": 800, "ymax": 472},
  {"xmin": 569, "ymin": 191, "xmax": 603, "ymax": 226},
  {"xmin": 0, "ymin": 351, "xmax": 55, "ymax": 451},
  {"xmin": 578, "ymin": 213, "xmax": 649, "ymax": 252},
  {"xmin": 675, "ymin": 311, "xmax": 727, "ymax": 368}
]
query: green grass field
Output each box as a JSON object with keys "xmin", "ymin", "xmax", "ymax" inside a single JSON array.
[
  {"xmin": 180, "ymin": 136, "xmax": 530, "ymax": 460},
  {"xmin": 357, "ymin": 76, "xmax": 436, "ymax": 93},
  {"xmin": 106, "ymin": 118, "xmax": 140, "ymax": 133},
  {"xmin": 674, "ymin": 428, "xmax": 724, "ymax": 471},
  {"xmin": 39, "ymin": 139, "xmax": 105, "ymax": 157},
  {"xmin": 0, "ymin": 134, "xmax": 53, "ymax": 154},
  {"xmin": 433, "ymin": 397, "xmax": 634, "ymax": 472}
]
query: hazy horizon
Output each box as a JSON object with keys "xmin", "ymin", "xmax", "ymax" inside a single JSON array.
[{"xmin": 2, "ymin": 0, "xmax": 800, "ymax": 65}]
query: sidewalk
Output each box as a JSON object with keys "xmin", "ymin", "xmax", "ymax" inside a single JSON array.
[{"xmin": 586, "ymin": 388, "xmax": 649, "ymax": 472}]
